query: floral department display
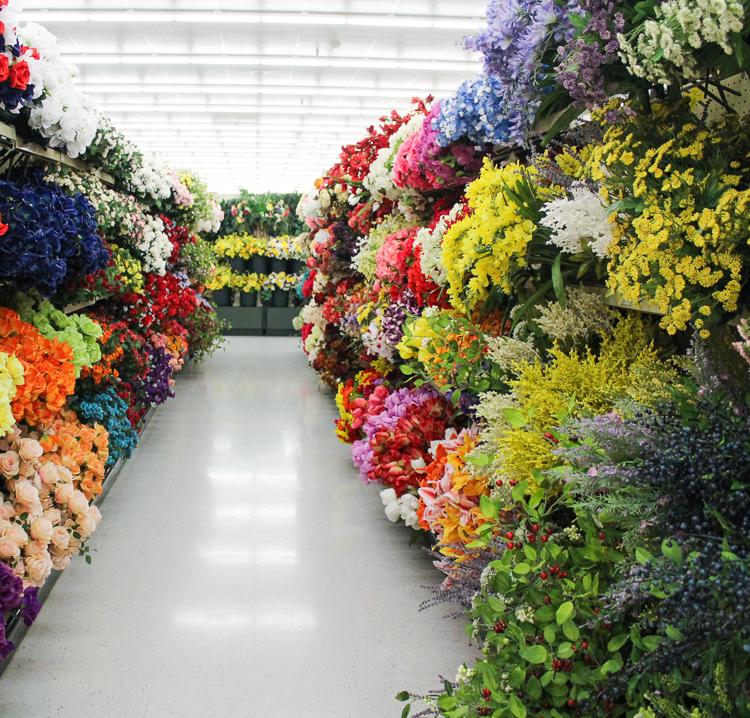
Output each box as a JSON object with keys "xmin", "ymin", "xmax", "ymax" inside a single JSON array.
[
  {"xmin": 211, "ymin": 226, "xmax": 309, "ymax": 308},
  {"xmin": 293, "ymin": 0, "xmax": 750, "ymax": 713},
  {"xmin": 0, "ymin": 0, "xmax": 227, "ymax": 665}
]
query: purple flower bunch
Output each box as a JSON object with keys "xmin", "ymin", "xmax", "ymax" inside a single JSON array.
[
  {"xmin": 0, "ymin": 562, "xmax": 26, "ymax": 660},
  {"xmin": 331, "ymin": 220, "xmax": 359, "ymax": 262},
  {"xmin": 555, "ymin": 0, "xmax": 626, "ymax": 107},
  {"xmin": 0, "ymin": 177, "xmax": 109, "ymax": 296},
  {"xmin": 133, "ymin": 345, "xmax": 175, "ymax": 406},
  {"xmin": 381, "ymin": 290, "xmax": 420, "ymax": 347}
]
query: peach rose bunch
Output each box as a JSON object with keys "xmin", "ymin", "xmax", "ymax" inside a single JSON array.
[
  {"xmin": 0, "ymin": 428, "xmax": 102, "ymax": 588},
  {"xmin": 40, "ymin": 409, "xmax": 109, "ymax": 501}
]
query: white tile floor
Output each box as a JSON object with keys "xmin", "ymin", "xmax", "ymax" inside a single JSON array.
[{"xmin": 0, "ymin": 337, "xmax": 475, "ymax": 717}]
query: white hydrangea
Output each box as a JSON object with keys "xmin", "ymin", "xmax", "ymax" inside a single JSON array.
[
  {"xmin": 195, "ymin": 198, "xmax": 224, "ymax": 234},
  {"xmin": 135, "ymin": 215, "xmax": 172, "ymax": 275},
  {"xmin": 303, "ymin": 323, "xmax": 325, "ymax": 359},
  {"xmin": 540, "ymin": 185, "xmax": 615, "ymax": 258},
  {"xmin": 363, "ymin": 146, "xmax": 403, "ymax": 204},
  {"xmin": 21, "ymin": 22, "xmax": 99, "ymax": 158},
  {"xmin": 128, "ymin": 157, "xmax": 172, "ymax": 202}
]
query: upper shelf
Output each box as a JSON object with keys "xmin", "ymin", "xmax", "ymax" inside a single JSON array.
[{"xmin": 0, "ymin": 120, "xmax": 114, "ymax": 185}]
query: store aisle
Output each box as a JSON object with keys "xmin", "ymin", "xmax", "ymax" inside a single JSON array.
[{"xmin": 0, "ymin": 337, "xmax": 473, "ymax": 718}]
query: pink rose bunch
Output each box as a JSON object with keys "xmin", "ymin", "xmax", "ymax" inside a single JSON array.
[
  {"xmin": 392, "ymin": 131, "xmax": 436, "ymax": 193},
  {"xmin": 0, "ymin": 426, "xmax": 102, "ymax": 587}
]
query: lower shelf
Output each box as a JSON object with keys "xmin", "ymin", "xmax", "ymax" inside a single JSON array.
[
  {"xmin": 215, "ymin": 306, "xmax": 300, "ymax": 336},
  {"xmin": 0, "ymin": 404, "xmax": 158, "ymax": 679}
]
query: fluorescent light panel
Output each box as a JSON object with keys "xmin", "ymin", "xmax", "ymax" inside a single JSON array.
[
  {"xmin": 24, "ymin": 9, "xmax": 483, "ymax": 30},
  {"xmin": 81, "ymin": 84, "xmax": 441, "ymax": 98},
  {"xmin": 66, "ymin": 54, "xmax": 479, "ymax": 71},
  {"xmin": 101, "ymin": 105, "xmax": 402, "ymax": 115}
]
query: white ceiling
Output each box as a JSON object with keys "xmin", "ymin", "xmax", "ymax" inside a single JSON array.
[{"xmin": 24, "ymin": 1, "xmax": 484, "ymax": 195}]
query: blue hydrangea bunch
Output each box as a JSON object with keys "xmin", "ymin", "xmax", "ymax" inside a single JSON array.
[
  {"xmin": 77, "ymin": 387, "xmax": 138, "ymax": 466},
  {"xmin": 0, "ymin": 178, "xmax": 109, "ymax": 296}
]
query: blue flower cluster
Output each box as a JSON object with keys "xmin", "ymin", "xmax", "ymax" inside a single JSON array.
[
  {"xmin": 76, "ymin": 387, "xmax": 138, "ymax": 466},
  {"xmin": 433, "ymin": 0, "xmax": 574, "ymax": 147},
  {"xmin": 0, "ymin": 178, "xmax": 110, "ymax": 296},
  {"xmin": 432, "ymin": 74, "xmax": 513, "ymax": 147}
]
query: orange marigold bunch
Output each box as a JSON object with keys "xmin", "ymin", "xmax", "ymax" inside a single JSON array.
[
  {"xmin": 40, "ymin": 409, "xmax": 109, "ymax": 500},
  {"xmin": 0, "ymin": 308, "xmax": 76, "ymax": 429}
]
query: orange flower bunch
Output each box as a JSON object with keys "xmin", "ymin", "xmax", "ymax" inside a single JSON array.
[
  {"xmin": 163, "ymin": 333, "xmax": 188, "ymax": 367},
  {"xmin": 417, "ymin": 428, "xmax": 494, "ymax": 545},
  {"xmin": 424, "ymin": 330, "xmax": 482, "ymax": 390},
  {"xmin": 0, "ymin": 308, "xmax": 75, "ymax": 429},
  {"xmin": 40, "ymin": 409, "xmax": 109, "ymax": 500},
  {"xmin": 78, "ymin": 321, "xmax": 123, "ymax": 385}
]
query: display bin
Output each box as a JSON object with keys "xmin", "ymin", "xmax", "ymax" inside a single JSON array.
[
  {"xmin": 240, "ymin": 291, "xmax": 258, "ymax": 307},
  {"xmin": 271, "ymin": 289, "xmax": 290, "ymax": 307},
  {"xmin": 270, "ymin": 258, "xmax": 289, "ymax": 274},
  {"xmin": 227, "ymin": 257, "xmax": 247, "ymax": 273},
  {"xmin": 290, "ymin": 258, "xmax": 306, "ymax": 274},
  {"xmin": 251, "ymin": 256, "xmax": 270, "ymax": 275},
  {"xmin": 211, "ymin": 288, "xmax": 233, "ymax": 307}
]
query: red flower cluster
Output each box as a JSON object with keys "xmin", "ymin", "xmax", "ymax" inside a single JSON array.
[
  {"xmin": 375, "ymin": 226, "xmax": 420, "ymax": 288},
  {"xmin": 335, "ymin": 369, "xmax": 390, "ymax": 443},
  {"xmin": 160, "ymin": 216, "xmax": 195, "ymax": 265},
  {"xmin": 119, "ymin": 273, "xmax": 198, "ymax": 330}
]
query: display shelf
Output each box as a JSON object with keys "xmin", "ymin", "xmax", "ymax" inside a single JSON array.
[
  {"xmin": 266, "ymin": 307, "xmax": 301, "ymax": 336},
  {"xmin": 63, "ymin": 294, "xmax": 112, "ymax": 315},
  {"xmin": 216, "ymin": 306, "xmax": 264, "ymax": 336},
  {"xmin": 214, "ymin": 306, "xmax": 301, "ymax": 336},
  {"xmin": 0, "ymin": 404, "xmax": 158, "ymax": 679},
  {"xmin": 0, "ymin": 120, "xmax": 114, "ymax": 185}
]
